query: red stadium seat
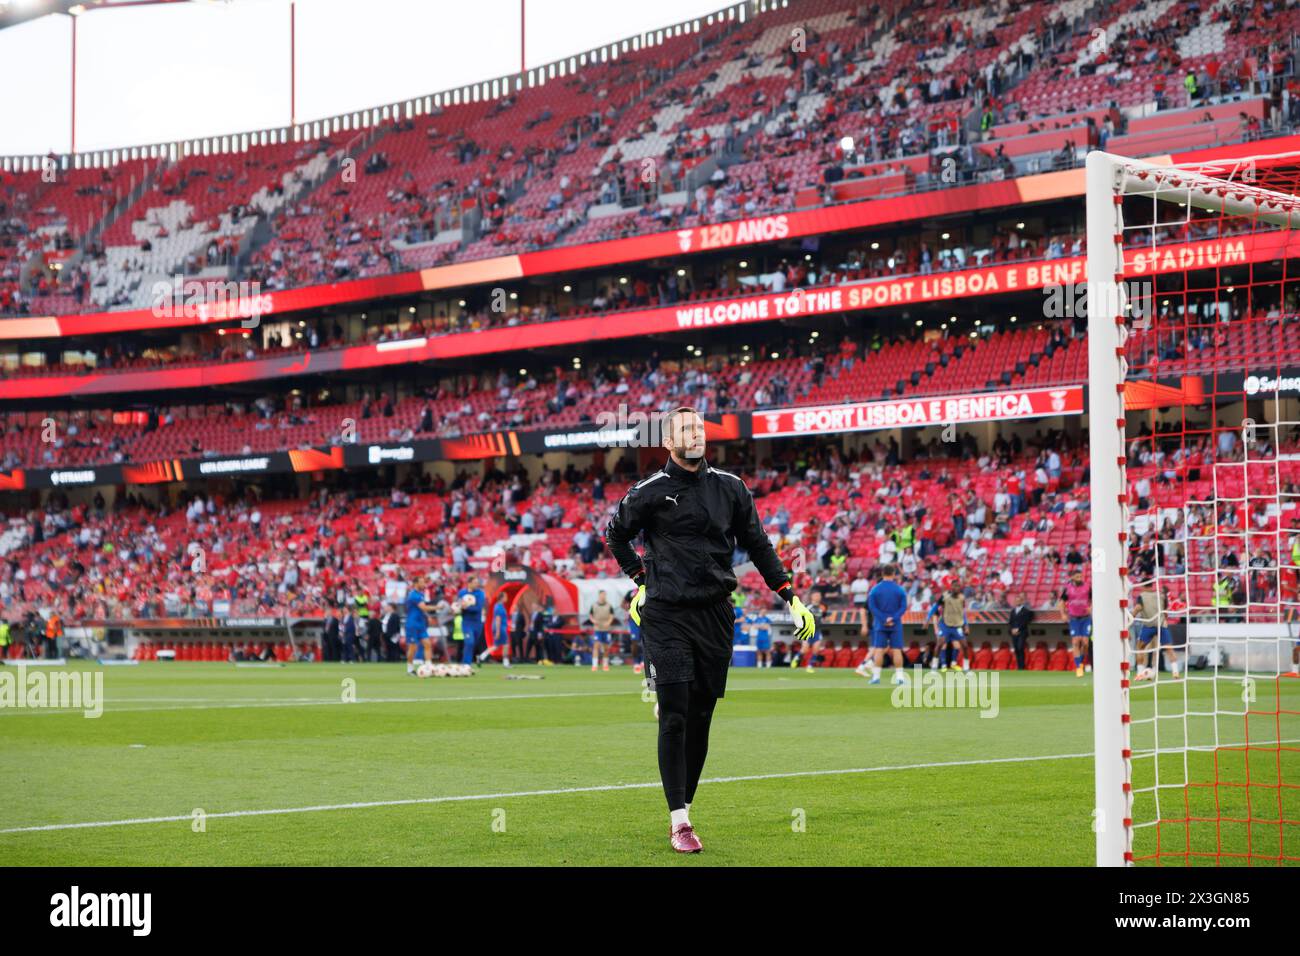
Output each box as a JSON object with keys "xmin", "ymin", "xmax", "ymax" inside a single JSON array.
[{"xmin": 831, "ymin": 642, "xmax": 854, "ymax": 668}]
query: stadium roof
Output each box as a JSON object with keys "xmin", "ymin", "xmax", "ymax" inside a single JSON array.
[{"xmin": 0, "ymin": 0, "xmax": 175, "ymax": 32}]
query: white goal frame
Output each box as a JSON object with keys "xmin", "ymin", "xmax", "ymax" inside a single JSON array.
[{"xmin": 1085, "ymin": 149, "xmax": 1300, "ymax": 866}]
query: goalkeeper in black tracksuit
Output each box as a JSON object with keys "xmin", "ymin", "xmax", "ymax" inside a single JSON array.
[{"xmin": 605, "ymin": 405, "xmax": 816, "ymax": 853}]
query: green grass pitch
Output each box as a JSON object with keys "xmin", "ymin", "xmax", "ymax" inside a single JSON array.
[{"xmin": 0, "ymin": 662, "xmax": 1294, "ymax": 866}]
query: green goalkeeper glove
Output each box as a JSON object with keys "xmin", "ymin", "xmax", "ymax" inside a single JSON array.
[
  {"xmin": 629, "ymin": 585, "xmax": 646, "ymax": 627},
  {"xmin": 790, "ymin": 596, "xmax": 816, "ymax": 641}
]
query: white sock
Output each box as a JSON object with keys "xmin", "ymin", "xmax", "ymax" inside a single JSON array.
[{"xmin": 671, "ymin": 808, "xmax": 690, "ymax": 827}]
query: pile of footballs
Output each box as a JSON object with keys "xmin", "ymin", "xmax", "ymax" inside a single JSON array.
[{"xmin": 416, "ymin": 662, "xmax": 475, "ymax": 678}]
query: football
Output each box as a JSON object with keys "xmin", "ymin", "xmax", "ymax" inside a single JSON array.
[{"xmin": 416, "ymin": 662, "xmax": 436, "ymax": 679}]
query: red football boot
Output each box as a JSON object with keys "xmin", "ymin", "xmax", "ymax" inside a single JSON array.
[{"xmin": 670, "ymin": 822, "xmax": 703, "ymax": 853}]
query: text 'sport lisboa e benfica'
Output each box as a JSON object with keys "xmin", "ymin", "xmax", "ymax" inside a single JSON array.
[{"xmin": 756, "ymin": 386, "xmax": 1085, "ymax": 439}]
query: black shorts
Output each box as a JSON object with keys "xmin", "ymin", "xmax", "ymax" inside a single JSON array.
[{"xmin": 639, "ymin": 597, "xmax": 734, "ymax": 698}]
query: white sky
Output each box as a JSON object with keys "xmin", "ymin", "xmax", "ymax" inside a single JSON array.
[{"xmin": 0, "ymin": 0, "xmax": 739, "ymax": 156}]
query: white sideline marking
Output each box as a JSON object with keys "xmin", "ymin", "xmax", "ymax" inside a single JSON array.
[
  {"xmin": 0, "ymin": 751, "xmax": 1093, "ymax": 834},
  {"xmin": 7, "ymin": 740, "xmax": 1296, "ymax": 835},
  {"xmin": 0, "ymin": 689, "xmax": 632, "ymax": 715}
]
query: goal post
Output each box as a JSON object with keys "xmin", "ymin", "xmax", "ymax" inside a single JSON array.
[
  {"xmin": 1086, "ymin": 150, "xmax": 1130, "ymax": 867},
  {"xmin": 1087, "ymin": 149, "xmax": 1300, "ymax": 867}
]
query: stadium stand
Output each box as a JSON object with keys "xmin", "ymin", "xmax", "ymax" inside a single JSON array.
[
  {"xmin": 0, "ymin": 318, "xmax": 1094, "ymax": 469},
  {"xmin": 4, "ymin": 413, "xmax": 1280, "ymax": 668},
  {"xmin": 2, "ymin": 0, "xmax": 1295, "ymax": 318}
]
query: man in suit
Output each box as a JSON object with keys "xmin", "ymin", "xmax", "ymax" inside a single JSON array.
[
  {"xmin": 366, "ymin": 612, "xmax": 383, "ymax": 662},
  {"xmin": 1008, "ymin": 592, "xmax": 1034, "ymax": 671},
  {"xmin": 529, "ymin": 601, "xmax": 551, "ymax": 664},
  {"xmin": 511, "ymin": 604, "xmax": 529, "ymax": 663},
  {"xmin": 323, "ymin": 607, "xmax": 340, "ymax": 662},
  {"xmin": 341, "ymin": 608, "xmax": 358, "ymax": 662},
  {"xmin": 17, "ymin": 612, "xmax": 37, "ymax": 659},
  {"xmin": 382, "ymin": 603, "xmax": 402, "ymax": 662}
]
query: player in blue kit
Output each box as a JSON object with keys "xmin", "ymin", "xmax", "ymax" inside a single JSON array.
[
  {"xmin": 457, "ymin": 575, "xmax": 487, "ymax": 666},
  {"xmin": 926, "ymin": 577, "xmax": 970, "ymax": 671},
  {"xmin": 859, "ymin": 565, "xmax": 909, "ymax": 685},
  {"xmin": 747, "ymin": 605, "xmax": 773, "ymax": 668},
  {"xmin": 477, "ymin": 597, "xmax": 511, "ymax": 668},
  {"xmin": 1133, "ymin": 583, "xmax": 1179, "ymax": 681},
  {"xmin": 404, "ymin": 575, "xmax": 438, "ymax": 674},
  {"xmin": 1059, "ymin": 568, "xmax": 1093, "ymax": 676}
]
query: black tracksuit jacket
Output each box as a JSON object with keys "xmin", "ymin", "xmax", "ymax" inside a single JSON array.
[{"xmin": 605, "ymin": 457, "xmax": 790, "ymax": 606}]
